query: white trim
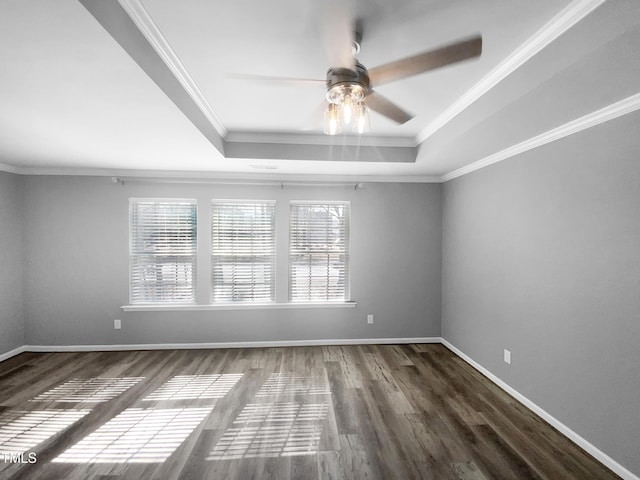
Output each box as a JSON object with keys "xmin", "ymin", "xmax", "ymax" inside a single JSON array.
[
  {"xmin": 122, "ymin": 301, "xmax": 357, "ymax": 312},
  {"xmin": 5, "ymin": 80, "xmax": 639, "ymax": 184},
  {"xmin": 117, "ymin": 0, "xmax": 227, "ymax": 137},
  {"xmin": 441, "ymin": 339, "xmax": 640, "ymax": 480},
  {"xmin": 417, "ymin": 0, "xmax": 605, "ymax": 144},
  {"xmin": 211, "ymin": 199, "xmax": 277, "ymax": 204},
  {"xmin": 441, "ymin": 92, "xmax": 640, "ymax": 182},
  {"xmin": 226, "ymin": 131, "xmax": 417, "ymax": 148},
  {"xmin": 4, "ymin": 89, "xmax": 640, "ymax": 185},
  {"xmin": 128, "ymin": 197, "xmax": 198, "ymax": 202},
  {"xmin": 4, "ymin": 337, "xmax": 637, "ymax": 478},
  {"xmin": 289, "ymin": 200, "xmax": 350, "ymax": 205},
  {"xmin": 0, "ymin": 345, "xmax": 27, "ymax": 363},
  {"xmin": 0, "ymin": 167, "xmax": 441, "ymax": 184},
  {"xmin": 22, "ymin": 337, "xmax": 439, "ymax": 352}
]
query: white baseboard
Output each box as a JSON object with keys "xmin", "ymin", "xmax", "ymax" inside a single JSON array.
[
  {"xmin": 21, "ymin": 337, "xmax": 441, "ymax": 353},
  {"xmin": 3, "ymin": 337, "xmax": 636, "ymax": 479},
  {"xmin": 441, "ymin": 338, "xmax": 639, "ymax": 480},
  {"xmin": 0, "ymin": 345, "xmax": 27, "ymax": 363}
]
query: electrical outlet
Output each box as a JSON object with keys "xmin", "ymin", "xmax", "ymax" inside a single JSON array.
[
  {"xmin": 367, "ymin": 314, "xmax": 373, "ymax": 325},
  {"xmin": 504, "ymin": 349, "xmax": 511, "ymax": 365},
  {"xmin": 114, "ymin": 319, "xmax": 121, "ymax": 330}
]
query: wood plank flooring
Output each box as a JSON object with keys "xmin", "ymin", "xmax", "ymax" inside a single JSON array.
[{"xmin": 0, "ymin": 345, "xmax": 620, "ymax": 480}]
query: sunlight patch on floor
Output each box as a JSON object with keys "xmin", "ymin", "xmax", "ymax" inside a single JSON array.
[
  {"xmin": 0, "ymin": 410, "xmax": 91, "ymax": 452},
  {"xmin": 52, "ymin": 407, "xmax": 211, "ymax": 464},
  {"xmin": 30, "ymin": 377, "xmax": 144, "ymax": 403},
  {"xmin": 51, "ymin": 373, "xmax": 244, "ymax": 464},
  {"xmin": 143, "ymin": 374, "xmax": 244, "ymax": 401},
  {"xmin": 208, "ymin": 402, "xmax": 329, "ymax": 460}
]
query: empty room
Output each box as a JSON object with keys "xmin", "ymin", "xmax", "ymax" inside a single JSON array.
[{"xmin": 0, "ymin": 0, "xmax": 639, "ymax": 479}]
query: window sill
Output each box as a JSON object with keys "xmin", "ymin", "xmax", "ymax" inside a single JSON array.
[{"xmin": 121, "ymin": 302, "xmax": 357, "ymax": 312}]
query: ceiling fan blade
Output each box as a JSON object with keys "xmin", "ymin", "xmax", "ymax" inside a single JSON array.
[
  {"xmin": 366, "ymin": 91, "xmax": 413, "ymax": 124},
  {"xmin": 227, "ymin": 73, "xmax": 325, "ymax": 86},
  {"xmin": 368, "ymin": 35, "xmax": 482, "ymax": 87},
  {"xmin": 317, "ymin": 0, "xmax": 355, "ymax": 69},
  {"xmin": 79, "ymin": 0, "xmax": 224, "ymax": 153}
]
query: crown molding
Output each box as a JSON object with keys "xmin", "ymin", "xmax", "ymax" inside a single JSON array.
[
  {"xmin": 225, "ymin": 131, "xmax": 417, "ymax": 148},
  {"xmin": 1, "ymin": 165, "xmax": 440, "ymax": 183},
  {"xmin": 117, "ymin": 0, "xmax": 227, "ymax": 137},
  {"xmin": 416, "ymin": 0, "xmax": 606, "ymax": 144},
  {"xmin": 5, "ymin": 90, "xmax": 639, "ymax": 183},
  {"xmin": 6, "ymin": 91, "xmax": 637, "ymax": 184},
  {"xmin": 441, "ymin": 92, "xmax": 640, "ymax": 182}
]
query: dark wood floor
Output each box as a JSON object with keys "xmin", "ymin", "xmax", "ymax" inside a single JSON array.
[{"xmin": 0, "ymin": 344, "xmax": 619, "ymax": 480}]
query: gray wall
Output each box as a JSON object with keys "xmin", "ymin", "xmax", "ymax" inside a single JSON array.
[
  {"xmin": 0, "ymin": 171, "xmax": 25, "ymax": 356},
  {"xmin": 442, "ymin": 111, "xmax": 640, "ymax": 475},
  {"xmin": 22, "ymin": 178, "xmax": 442, "ymax": 346}
]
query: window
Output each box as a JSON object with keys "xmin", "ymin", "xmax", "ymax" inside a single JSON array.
[
  {"xmin": 129, "ymin": 199, "xmax": 197, "ymax": 304},
  {"xmin": 211, "ymin": 201, "xmax": 276, "ymax": 303},
  {"xmin": 289, "ymin": 202, "xmax": 350, "ymax": 302}
]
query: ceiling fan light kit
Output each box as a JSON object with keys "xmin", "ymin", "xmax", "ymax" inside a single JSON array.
[
  {"xmin": 81, "ymin": 0, "xmax": 482, "ymax": 142},
  {"xmin": 318, "ymin": 24, "xmax": 482, "ymax": 136},
  {"xmin": 324, "ymin": 101, "xmax": 370, "ymax": 135},
  {"xmin": 324, "ymin": 64, "xmax": 371, "ymax": 135},
  {"xmin": 224, "ymin": 7, "xmax": 481, "ymax": 139}
]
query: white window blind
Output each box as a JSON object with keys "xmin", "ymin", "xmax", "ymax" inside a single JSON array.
[
  {"xmin": 289, "ymin": 202, "xmax": 350, "ymax": 302},
  {"xmin": 211, "ymin": 201, "xmax": 276, "ymax": 303},
  {"xmin": 129, "ymin": 199, "xmax": 197, "ymax": 304}
]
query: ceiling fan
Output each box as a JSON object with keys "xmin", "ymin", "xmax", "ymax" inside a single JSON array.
[
  {"xmin": 78, "ymin": 0, "xmax": 482, "ymax": 149},
  {"xmin": 234, "ymin": 16, "xmax": 482, "ymax": 135}
]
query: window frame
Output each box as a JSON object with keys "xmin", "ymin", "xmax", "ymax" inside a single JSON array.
[
  {"xmin": 288, "ymin": 200, "xmax": 351, "ymax": 303},
  {"xmin": 128, "ymin": 198, "xmax": 198, "ymax": 305},
  {"xmin": 210, "ymin": 199, "xmax": 277, "ymax": 304},
  {"xmin": 122, "ymin": 197, "xmax": 357, "ymax": 310}
]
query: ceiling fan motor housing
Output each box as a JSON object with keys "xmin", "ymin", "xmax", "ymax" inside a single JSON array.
[{"xmin": 325, "ymin": 62, "xmax": 371, "ymax": 103}]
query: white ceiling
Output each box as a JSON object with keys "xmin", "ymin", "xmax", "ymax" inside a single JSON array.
[{"xmin": 1, "ymin": 0, "xmax": 639, "ymax": 180}]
